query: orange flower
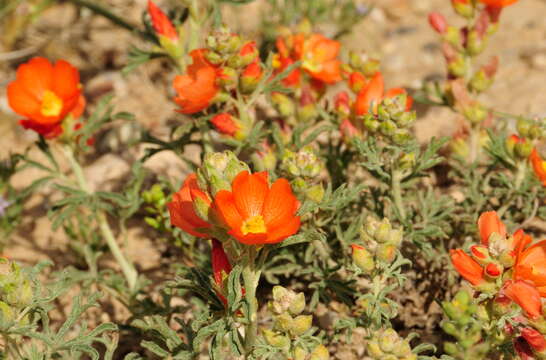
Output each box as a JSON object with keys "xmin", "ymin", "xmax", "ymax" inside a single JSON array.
[
  {"xmin": 503, "ymin": 280, "xmax": 543, "ymax": 319},
  {"xmin": 168, "ymin": 173, "xmax": 212, "ymax": 237},
  {"xmin": 354, "ymin": 72, "xmax": 412, "ymax": 116},
  {"xmin": 7, "ymin": 57, "xmax": 85, "ymax": 139},
  {"xmin": 147, "ymin": 0, "xmax": 178, "ymax": 41},
  {"xmin": 173, "ymin": 49, "xmax": 219, "ymax": 114},
  {"xmin": 450, "ymin": 249, "xmax": 484, "ymax": 285},
  {"xmin": 477, "ymin": 211, "xmax": 506, "ymax": 246},
  {"xmin": 211, "ymin": 113, "xmax": 239, "ymax": 137},
  {"xmin": 515, "ymin": 239, "xmax": 546, "ymax": 296},
  {"xmin": 300, "ymin": 34, "xmax": 342, "ymax": 84},
  {"xmin": 479, "ymin": 0, "xmax": 518, "ymax": 7},
  {"xmin": 530, "ymin": 149, "xmax": 546, "ymax": 186},
  {"xmin": 213, "ymin": 171, "xmax": 300, "ymax": 245},
  {"xmin": 212, "ymin": 239, "xmax": 232, "ymax": 306}
]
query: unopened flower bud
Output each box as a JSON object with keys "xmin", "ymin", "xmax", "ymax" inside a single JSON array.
[
  {"xmin": 263, "ymin": 329, "xmax": 290, "ymax": 348},
  {"xmin": 290, "ymin": 315, "xmax": 313, "ymax": 336},
  {"xmin": 397, "ymin": 152, "xmax": 415, "ymax": 171},
  {"xmin": 377, "ymin": 243, "xmax": 397, "ymax": 264},
  {"xmin": 392, "ymin": 129, "xmax": 413, "ymax": 146},
  {"xmin": 463, "ymin": 103, "xmax": 488, "ymax": 125},
  {"xmin": 379, "ymin": 120, "xmax": 397, "ymax": 137},
  {"xmin": 363, "ymin": 115, "xmax": 380, "ymax": 132},
  {"xmin": 0, "ymin": 301, "xmax": 14, "ymax": 323},
  {"xmin": 429, "ymin": 12, "xmax": 447, "ymax": 34},
  {"xmin": 289, "ymin": 292, "xmax": 306, "ymax": 316},
  {"xmin": 349, "ymin": 72, "xmax": 367, "ymax": 93},
  {"xmin": 217, "ymin": 67, "xmax": 238, "ymax": 87},
  {"xmin": 309, "ymin": 344, "xmax": 329, "ymax": 360},
  {"xmin": 274, "ymin": 313, "xmax": 293, "ymax": 332},
  {"xmin": 467, "ymin": 30, "xmax": 487, "ymax": 56},
  {"xmin": 204, "ymin": 51, "xmax": 224, "ymax": 66},
  {"xmin": 281, "ymin": 146, "xmax": 324, "ymax": 179},
  {"xmin": 361, "ymin": 59, "xmax": 380, "ymax": 77},
  {"xmin": 294, "ymin": 346, "xmax": 308, "ymax": 360},
  {"xmin": 367, "ymin": 339, "xmax": 384, "ymax": 357},
  {"xmin": 515, "ymin": 140, "xmax": 533, "ymax": 158},
  {"xmin": 448, "ymin": 57, "xmax": 467, "ymax": 78},
  {"xmin": 451, "ymin": 0, "xmax": 474, "ymax": 19},
  {"xmin": 444, "ymin": 26, "xmax": 462, "ymax": 48},
  {"xmin": 379, "ymin": 328, "xmax": 399, "ymax": 353},
  {"xmin": 240, "ymin": 62, "xmax": 263, "ymax": 94},
  {"xmin": 485, "ymin": 262, "xmax": 502, "ymax": 279},
  {"xmin": 271, "ymin": 92, "xmax": 295, "ymax": 118},
  {"xmin": 198, "ymin": 151, "xmax": 250, "ymax": 195},
  {"xmin": 351, "ymin": 244, "xmax": 375, "ymax": 273},
  {"xmin": 470, "ymin": 244, "xmax": 491, "ymax": 265},
  {"xmin": 306, "ymin": 184, "xmax": 325, "ymax": 203}
]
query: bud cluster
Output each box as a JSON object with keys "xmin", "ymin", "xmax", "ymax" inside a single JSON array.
[
  {"xmin": 441, "ymin": 290, "xmax": 490, "ymax": 360},
  {"xmin": 0, "ymin": 259, "xmax": 34, "ymax": 326},
  {"xmin": 263, "ymin": 286, "xmax": 329, "ymax": 360},
  {"xmin": 362, "ymin": 94, "xmax": 417, "ymax": 146},
  {"xmin": 351, "ymin": 217, "xmax": 403, "ymax": 273},
  {"xmin": 365, "ymin": 328, "xmax": 417, "ymax": 360},
  {"xmin": 142, "ymin": 184, "xmax": 170, "ymax": 231},
  {"xmin": 197, "ymin": 151, "xmax": 250, "ymax": 197},
  {"xmin": 281, "ymin": 146, "xmax": 325, "ymax": 203}
]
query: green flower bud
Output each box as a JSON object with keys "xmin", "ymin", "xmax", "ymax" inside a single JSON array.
[
  {"xmin": 444, "ymin": 341, "xmax": 458, "ymax": 355},
  {"xmin": 379, "ymin": 328, "xmax": 399, "ymax": 353},
  {"xmin": 309, "ymin": 344, "xmax": 329, "ymax": 360},
  {"xmin": 392, "ymin": 129, "xmax": 413, "ymax": 146},
  {"xmin": 351, "ymin": 244, "xmax": 375, "ymax": 273},
  {"xmin": 448, "ymin": 57, "xmax": 467, "ymax": 78},
  {"xmin": 198, "ymin": 151, "xmax": 249, "ymax": 196},
  {"xmin": 367, "ymin": 339, "xmax": 384, "ymax": 357},
  {"xmin": 263, "ymin": 329, "xmax": 290, "ymax": 348},
  {"xmin": 306, "ymin": 184, "xmax": 325, "ymax": 203},
  {"xmin": 515, "ymin": 140, "xmax": 533, "ymax": 158},
  {"xmin": 467, "ymin": 31, "xmax": 487, "ymax": 56},
  {"xmin": 294, "ymin": 346, "xmax": 308, "ymax": 360},
  {"xmin": 288, "ymin": 292, "xmax": 306, "ymax": 316},
  {"xmin": 375, "ymin": 222, "xmax": 392, "ymax": 243},
  {"xmin": 274, "ymin": 313, "xmax": 293, "ymax": 333},
  {"xmin": 361, "ymin": 59, "xmax": 381, "ymax": 77},
  {"xmin": 290, "ymin": 315, "xmax": 313, "ymax": 336},
  {"xmin": 517, "ymin": 118, "xmax": 532, "ymax": 138},
  {"xmin": 204, "ymin": 51, "xmax": 224, "ymax": 66},
  {"xmin": 0, "ymin": 301, "xmax": 14, "ymax": 324},
  {"xmin": 271, "ymin": 286, "xmax": 294, "ymax": 314},
  {"xmin": 463, "ymin": 103, "xmax": 488, "ymax": 125},
  {"xmin": 445, "ymin": 26, "xmax": 462, "ymax": 48},
  {"xmin": 217, "ymin": 67, "xmax": 238, "ymax": 87},
  {"xmin": 452, "ymin": 1, "xmax": 474, "ymax": 18},
  {"xmin": 376, "ymin": 243, "xmax": 397, "ymax": 263},
  {"xmin": 441, "ymin": 321, "xmax": 458, "ymax": 336},
  {"xmin": 363, "ymin": 115, "xmax": 380, "ymax": 132},
  {"xmin": 393, "ymin": 341, "xmax": 412, "ymax": 357},
  {"xmin": 379, "ymin": 120, "xmax": 397, "ymax": 137},
  {"xmin": 272, "ymin": 92, "xmax": 295, "ymax": 118},
  {"xmin": 298, "ymin": 103, "xmax": 319, "ymax": 123},
  {"xmin": 469, "ymin": 70, "xmax": 492, "ymax": 93}
]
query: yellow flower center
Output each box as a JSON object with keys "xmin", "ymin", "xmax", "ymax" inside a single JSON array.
[
  {"xmin": 241, "ymin": 215, "xmax": 266, "ymax": 235},
  {"xmin": 40, "ymin": 90, "xmax": 63, "ymax": 117}
]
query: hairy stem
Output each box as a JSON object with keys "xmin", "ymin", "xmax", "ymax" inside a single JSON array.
[
  {"xmin": 66, "ymin": 0, "xmax": 155, "ymax": 42},
  {"xmin": 62, "ymin": 145, "xmax": 138, "ymax": 291},
  {"xmin": 242, "ymin": 247, "xmax": 261, "ymax": 358},
  {"xmin": 391, "ymin": 168, "xmax": 406, "ymax": 220},
  {"xmin": 469, "ymin": 125, "xmax": 480, "ymax": 164}
]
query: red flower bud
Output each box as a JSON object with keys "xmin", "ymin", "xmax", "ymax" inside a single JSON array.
[
  {"xmin": 211, "ymin": 113, "xmax": 239, "ymax": 137},
  {"xmin": 428, "ymin": 12, "xmax": 447, "ymax": 34},
  {"xmin": 147, "ymin": 0, "xmax": 178, "ymax": 42}
]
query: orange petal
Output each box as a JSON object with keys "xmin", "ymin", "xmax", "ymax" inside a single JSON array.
[
  {"xmin": 450, "ymin": 249, "xmax": 484, "ymax": 285},
  {"xmin": 16, "ymin": 57, "xmax": 53, "ymax": 101},
  {"xmin": 266, "ymin": 216, "xmax": 301, "ymax": 244},
  {"xmin": 229, "ymin": 228, "xmax": 268, "ymax": 245},
  {"xmin": 477, "ymin": 211, "xmax": 506, "ymax": 245},
  {"xmin": 232, "ymin": 171, "xmax": 268, "ymax": 219},
  {"xmin": 211, "ymin": 239, "xmax": 232, "ymax": 286},
  {"xmin": 214, "ymin": 190, "xmax": 243, "ymax": 231},
  {"xmin": 7, "ymin": 81, "xmax": 41, "ymax": 118},
  {"xmin": 503, "ymin": 280, "xmax": 542, "ymax": 319},
  {"xmin": 168, "ymin": 174, "xmax": 211, "ymax": 237},
  {"xmin": 52, "ymin": 60, "xmax": 80, "ymax": 100},
  {"xmin": 355, "ymin": 71, "xmax": 384, "ymax": 115},
  {"xmin": 263, "ymin": 178, "xmax": 298, "ymax": 229}
]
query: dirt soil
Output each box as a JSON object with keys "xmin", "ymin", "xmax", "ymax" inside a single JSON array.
[{"xmin": 0, "ymin": 0, "xmax": 545, "ymax": 358}]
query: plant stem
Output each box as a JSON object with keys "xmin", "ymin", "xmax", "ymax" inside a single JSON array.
[
  {"xmin": 391, "ymin": 168, "xmax": 406, "ymax": 220},
  {"xmin": 62, "ymin": 145, "xmax": 138, "ymax": 292},
  {"xmin": 242, "ymin": 247, "xmax": 261, "ymax": 358},
  {"xmin": 66, "ymin": 0, "xmax": 155, "ymax": 42},
  {"xmin": 469, "ymin": 125, "xmax": 480, "ymax": 164},
  {"xmin": 497, "ymin": 160, "xmax": 527, "ymax": 217}
]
